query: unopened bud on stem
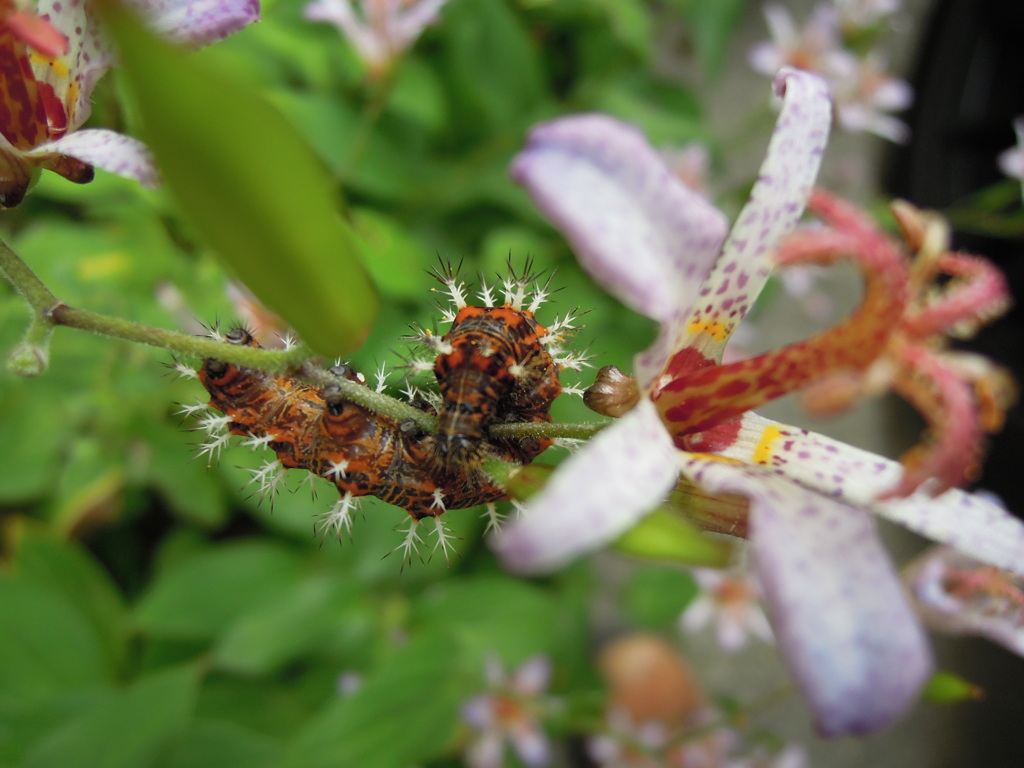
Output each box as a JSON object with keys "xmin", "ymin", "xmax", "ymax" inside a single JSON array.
[{"xmin": 584, "ymin": 365, "xmax": 640, "ymax": 417}]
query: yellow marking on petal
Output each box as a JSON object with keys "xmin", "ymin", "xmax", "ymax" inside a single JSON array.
[
  {"xmin": 29, "ymin": 53, "xmax": 70, "ymax": 79},
  {"xmin": 752, "ymin": 425, "xmax": 784, "ymax": 465},
  {"xmin": 686, "ymin": 318, "xmax": 730, "ymax": 341}
]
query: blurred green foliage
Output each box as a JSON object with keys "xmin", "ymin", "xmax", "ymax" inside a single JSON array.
[{"xmin": 0, "ymin": 0, "xmax": 746, "ymax": 764}]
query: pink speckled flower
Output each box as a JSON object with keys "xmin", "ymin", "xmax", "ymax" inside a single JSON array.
[
  {"xmin": 305, "ymin": 0, "xmax": 448, "ymax": 80},
  {"xmin": 494, "ymin": 67, "xmax": 1024, "ymax": 736},
  {"xmin": 749, "ymin": 2, "xmax": 912, "ymax": 142},
  {"xmin": 748, "ymin": 3, "xmax": 846, "ymax": 78},
  {"xmin": 827, "ymin": 50, "xmax": 913, "ymax": 142},
  {"xmin": 461, "ymin": 655, "xmax": 553, "ymax": 768},
  {"xmin": 0, "ymin": 0, "xmax": 260, "ymax": 207},
  {"xmin": 680, "ymin": 568, "xmax": 773, "ymax": 652}
]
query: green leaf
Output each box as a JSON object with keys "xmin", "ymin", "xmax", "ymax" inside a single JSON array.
[
  {"xmin": 134, "ymin": 540, "xmax": 305, "ymax": 639},
  {"xmin": 0, "ymin": 689, "xmax": 106, "ymax": 766},
  {"xmin": 0, "ymin": 387, "xmax": 69, "ymax": 502},
  {"xmin": 0, "ymin": 576, "xmax": 109, "ymax": 697},
  {"xmin": 585, "ymin": 0, "xmax": 653, "ymax": 57},
  {"xmin": 442, "ymin": 0, "xmax": 546, "ymax": 133},
  {"xmin": 388, "ymin": 57, "xmax": 448, "ymax": 134},
  {"xmin": 412, "ymin": 576, "xmax": 557, "ymax": 660},
  {"xmin": 922, "ymin": 671, "xmax": 984, "ymax": 705},
  {"xmin": 45, "ymin": 437, "xmax": 126, "ymax": 536},
  {"xmin": 97, "ymin": 0, "xmax": 377, "ymax": 358},
  {"xmin": 687, "ymin": 0, "xmax": 748, "ymax": 78},
  {"xmin": 158, "ymin": 719, "xmax": 282, "ymax": 768},
  {"xmin": 595, "ymin": 74, "xmax": 703, "ymax": 145},
  {"xmin": 140, "ymin": 418, "xmax": 228, "ymax": 528},
  {"xmin": 212, "ymin": 578, "xmax": 364, "ymax": 675},
  {"xmin": 195, "ymin": 672, "xmax": 336, "ymax": 739},
  {"xmin": 13, "ymin": 533, "xmax": 127, "ymax": 679},
  {"xmin": 614, "ymin": 508, "xmax": 734, "ymax": 567},
  {"xmin": 23, "ymin": 664, "xmax": 201, "ymax": 768},
  {"xmin": 622, "ymin": 565, "xmax": 699, "ymax": 630},
  {"xmin": 283, "ymin": 631, "xmax": 466, "ymax": 768},
  {"xmin": 349, "ymin": 208, "xmax": 433, "ymax": 300}
]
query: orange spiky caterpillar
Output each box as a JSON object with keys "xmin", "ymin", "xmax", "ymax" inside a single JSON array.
[
  {"xmin": 433, "ymin": 304, "xmax": 562, "ymax": 466},
  {"xmin": 195, "ymin": 327, "xmax": 507, "ymax": 520},
  {"xmin": 417, "ymin": 262, "xmax": 587, "ymax": 470},
  {"xmin": 183, "ymin": 264, "xmax": 586, "ymax": 557}
]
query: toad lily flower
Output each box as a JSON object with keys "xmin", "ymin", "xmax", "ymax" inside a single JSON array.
[
  {"xmin": 0, "ymin": 0, "xmax": 260, "ymax": 207},
  {"xmin": 495, "ymin": 67, "xmax": 1024, "ymax": 736},
  {"xmin": 304, "ymin": 0, "xmax": 449, "ymax": 81}
]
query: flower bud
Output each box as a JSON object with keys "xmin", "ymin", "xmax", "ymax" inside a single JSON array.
[
  {"xmin": 584, "ymin": 365, "xmax": 640, "ymax": 417},
  {"xmin": 7, "ymin": 341, "xmax": 50, "ymax": 377}
]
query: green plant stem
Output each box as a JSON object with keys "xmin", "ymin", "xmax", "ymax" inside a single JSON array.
[
  {"xmin": 0, "ymin": 236, "xmax": 59, "ymax": 309},
  {"xmin": 299, "ymin": 362, "xmax": 439, "ymax": 433},
  {"xmin": 488, "ymin": 420, "xmax": 608, "ymax": 441},
  {"xmin": 48, "ymin": 304, "xmax": 312, "ymax": 369}
]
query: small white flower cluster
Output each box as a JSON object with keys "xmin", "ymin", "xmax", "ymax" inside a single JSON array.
[
  {"xmin": 749, "ymin": 0, "xmax": 913, "ymax": 142},
  {"xmin": 304, "ymin": 0, "xmax": 450, "ymax": 79},
  {"xmin": 588, "ymin": 708, "xmax": 807, "ymax": 768},
  {"xmin": 679, "ymin": 567, "xmax": 775, "ymax": 652},
  {"xmin": 461, "ymin": 655, "xmax": 554, "ymax": 768}
]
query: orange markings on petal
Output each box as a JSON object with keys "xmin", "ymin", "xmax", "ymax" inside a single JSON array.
[
  {"xmin": 0, "ymin": 28, "xmax": 50, "ymax": 148},
  {"xmin": 656, "ymin": 190, "xmax": 1014, "ymax": 501},
  {"xmin": 656, "ymin": 190, "xmax": 908, "ymax": 439}
]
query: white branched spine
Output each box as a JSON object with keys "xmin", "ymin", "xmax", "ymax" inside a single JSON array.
[
  {"xmin": 393, "ymin": 518, "xmax": 424, "ymax": 566},
  {"xmin": 241, "ymin": 432, "xmax": 275, "ymax": 451},
  {"xmin": 176, "ymin": 400, "xmax": 209, "ymax": 419},
  {"xmin": 245, "ymin": 459, "xmax": 287, "ymax": 504},
  {"xmin": 316, "ymin": 492, "xmax": 360, "ymax": 540},
  {"xmin": 431, "ymin": 516, "xmax": 457, "ymax": 563},
  {"xmin": 482, "ymin": 503, "xmax": 507, "ymax": 534}
]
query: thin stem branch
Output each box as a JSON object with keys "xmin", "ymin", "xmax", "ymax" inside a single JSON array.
[
  {"xmin": 0, "ymin": 236, "xmax": 59, "ymax": 310},
  {"xmin": 299, "ymin": 362, "xmax": 439, "ymax": 432},
  {"xmin": 488, "ymin": 420, "xmax": 608, "ymax": 441},
  {"xmin": 47, "ymin": 304, "xmax": 312, "ymax": 370},
  {"xmin": 2, "ymin": 234, "xmax": 602, "ymax": 448}
]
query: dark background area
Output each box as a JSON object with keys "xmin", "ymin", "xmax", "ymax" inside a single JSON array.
[{"xmin": 884, "ymin": 1, "xmax": 1024, "ymax": 765}]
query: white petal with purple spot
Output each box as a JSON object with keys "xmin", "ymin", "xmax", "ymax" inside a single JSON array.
[
  {"xmin": 511, "ymin": 114, "xmax": 728, "ymax": 326},
  {"xmin": 492, "ymin": 399, "xmax": 679, "ymax": 574},
  {"xmin": 725, "ymin": 413, "xmax": 1024, "ymax": 577},
  {"xmin": 129, "ymin": 0, "xmax": 261, "ymax": 48},
  {"xmin": 680, "ymin": 453, "xmax": 933, "ymax": 736},
  {"xmin": 906, "ymin": 545, "xmax": 1024, "ymax": 656},
  {"xmin": 682, "ymin": 68, "xmax": 831, "ymax": 362},
  {"xmin": 33, "ymin": 129, "xmax": 159, "ymax": 188}
]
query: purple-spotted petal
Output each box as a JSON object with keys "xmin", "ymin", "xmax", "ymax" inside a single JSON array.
[
  {"xmin": 492, "ymin": 399, "xmax": 678, "ymax": 574},
  {"xmin": 724, "ymin": 413, "xmax": 1024, "ymax": 577},
  {"xmin": 32, "ymin": 129, "xmax": 159, "ymax": 188},
  {"xmin": 128, "ymin": 0, "xmax": 261, "ymax": 48},
  {"xmin": 905, "ymin": 545, "xmax": 1024, "ymax": 657},
  {"xmin": 682, "ymin": 68, "xmax": 831, "ymax": 362},
  {"xmin": 680, "ymin": 454, "xmax": 932, "ymax": 736},
  {"xmin": 510, "ymin": 114, "xmax": 728, "ymax": 326}
]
